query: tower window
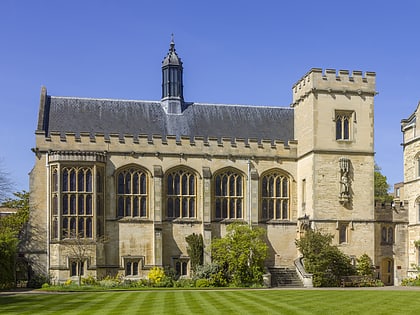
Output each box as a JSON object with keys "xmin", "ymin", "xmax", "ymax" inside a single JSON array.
[
  {"xmin": 338, "ymin": 223, "xmax": 348, "ymax": 244},
  {"xmin": 335, "ymin": 111, "xmax": 353, "ymax": 140}
]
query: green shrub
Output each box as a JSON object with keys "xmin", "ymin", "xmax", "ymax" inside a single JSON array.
[
  {"xmin": 82, "ymin": 274, "xmax": 97, "ymax": 286},
  {"xmin": 98, "ymin": 275, "xmax": 122, "ymax": 288},
  {"xmin": 173, "ymin": 278, "xmax": 195, "ymax": 288},
  {"xmin": 41, "ymin": 283, "xmax": 50, "ymax": 289},
  {"xmin": 402, "ymin": 277, "xmax": 420, "ymax": 286},
  {"xmin": 195, "ymin": 278, "xmax": 210, "ymax": 287},
  {"xmin": 64, "ymin": 279, "xmax": 73, "ymax": 286},
  {"xmin": 27, "ymin": 274, "xmax": 50, "ymax": 288}
]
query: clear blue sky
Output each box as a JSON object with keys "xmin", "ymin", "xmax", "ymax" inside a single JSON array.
[{"xmin": 1, "ymin": 0, "xmax": 419, "ymax": 193}]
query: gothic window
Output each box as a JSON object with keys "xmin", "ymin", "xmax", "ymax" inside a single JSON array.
[
  {"xmin": 70, "ymin": 260, "xmax": 85, "ymax": 277},
  {"xmin": 116, "ymin": 167, "xmax": 148, "ymax": 218},
  {"xmin": 417, "ymin": 200, "xmax": 420, "ymax": 223},
  {"xmin": 339, "ymin": 223, "xmax": 348, "ymax": 244},
  {"xmin": 61, "ymin": 167, "xmax": 94, "ymax": 239},
  {"xmin": 335, "ymin": 111, "xmax": 353, "ymax": 140},
  {"xmin": 51, "ymin": 164, "xmax": 103, "ymax": 241},
  {"xmin": 174, "ymin": 259, "xmax": 189, "ymax": 277},
  {"xmin": 417, "ymin": 156, "xmax": 420, "ymax": 178},
  {"xmin": 214, "ymin": 169, "xmax": 243, "ymax": 219},
  {"xmin": 388, "ymin": 227, "xmax": 394, "ymax": 244},
  {"xmin": 166, "ymin": 168, "xmax": 196, "ymax": 219},
  {"xmin": 261, "ymin": 171, "xmax": 290, "ymax": 220},
  {"xmin": 381, "ymin": 225, "xmax": 394, "ymax": 245}
]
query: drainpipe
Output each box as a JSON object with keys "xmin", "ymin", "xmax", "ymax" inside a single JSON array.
[
  {"xmin": 247, "ymin": 159, "xmax": 251, "ymax": 226},
  {"xmin": 45, "ymin": 152, "xmax": 50, "ymax": 276}
]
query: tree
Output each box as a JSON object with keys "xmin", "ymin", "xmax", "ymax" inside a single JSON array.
[
  {"xmin": 356, "ymin": 254, "xmax": 374, "ymax": 277},
  {"xmin": 1, "ymin": 191, "xmax": 30, "ymax": 234},
  {"xmin": 374, "ymin": 163, "xmax": 393, "ymax": 203},
  {"xmin": 62, "ymin": 233, "xmax": 106, "ymax": 286},
  {"xmin": 211, "ymin": 223, "xmax": 268, "ymax": 287},
  {"xmin": 0, "ymin": 161, "xmax": 14, "ymax": 203},
  {"xmin": 295, "ymin": 229, "xmax": 355, "ymax": 287},
  {"xmin": 0, "ymin": 191, "xmax": 29, "ymax": 288},
  {"xmin": 185, "ymin": 233, "xmax": 203, "ymax": 273}
]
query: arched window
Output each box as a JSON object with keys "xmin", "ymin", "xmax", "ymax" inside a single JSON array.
[
  {"xmin": 261, "ymin": 171, "xmax": 290, "ymax": 220},
  {"xmin": 388, "ymin": 227, "xmax": 394, "ymax": 244},
  {"xmin": 116, "ymin": 167, "xmax": 148, "ymax": 218},
  {"xmin": 335, "ymin": 111, "xmax": 352, "ymax": 140},
  {"xmin": 214, "ymin": 169, "xmax": 243, "ymax": 219},
  {"xmin": 60, "ymin": 166, "xmax": 95, "ymax": 239},
  {"xmin": 166, "ymin": 168, "xmax": 196, "ymax": 219}
]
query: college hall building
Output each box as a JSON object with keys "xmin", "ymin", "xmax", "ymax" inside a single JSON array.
[{"xmin": 27, "ymin": 39, "xmax": 408, "ymax": 286}]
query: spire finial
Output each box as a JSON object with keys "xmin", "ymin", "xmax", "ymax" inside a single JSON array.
[{"xmin": 170, "ymin": 33, "xmax": 175, "ymax": 52}]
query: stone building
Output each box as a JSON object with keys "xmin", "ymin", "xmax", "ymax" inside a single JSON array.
[
  {"xmin": 401, "ymin": 104, "xmax": 420, "ymax": 278},
  {"xmin": 28, "ymin": 39, "xmax": 391, "ymax": 284}
]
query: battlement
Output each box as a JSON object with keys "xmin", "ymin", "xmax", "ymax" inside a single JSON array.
[
  {"xmin": 292, "ymin": 68, "xmax": 376, "ymax": 106},
  {"xmin": 35, "ymin": 131, "xmax": 298, "ymax": 159},
  {"xmin": 374, "ymin": 201, "xmax": 408, "ymax": 222}
]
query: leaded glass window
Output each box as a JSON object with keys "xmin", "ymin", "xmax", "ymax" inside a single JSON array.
[
  {"xmin": 261, "ymin": 171, "xmax": 290, "ymax": 220},
  {"xmin": 116, "ymin": 167, "xmax": 148, "ymax": 218},
  {"xmin": 214, "ymin": 169, "xmax": 243, "ymax": 219},
  {"xmin": 166, "ymin": 169, "xmax": 196, "ymax": 218}
]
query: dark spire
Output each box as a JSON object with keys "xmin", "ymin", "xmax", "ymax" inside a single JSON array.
[{"xmin": 161, "ymin": 35, "xmax": 184, "ymax": 114}]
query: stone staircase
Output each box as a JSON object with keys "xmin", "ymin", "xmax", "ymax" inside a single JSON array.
[{"xmin": 269, "ymin": 267, "xmax": 304, "ymax": 288}]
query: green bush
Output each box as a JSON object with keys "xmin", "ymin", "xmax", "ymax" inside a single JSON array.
[
  {"xmin": 173, "ymin": 278, "xmax": 195, "ymax": 288},
  {"xmin": 193, "ymin": 263, "xmax": 228, "ymax": 287},
  {"xmin": 27, "ymin": 273, "xmax": 50, "ymax": 288},
  {"xmin": 402, "ymin": 277, "xmax": 420, "ymax": 286},
  {"xmin": 98, "ymin": 275, "xmax": 122, "ymax": 288},
  {"xmin": 82, "ymin": 275, "xmax": 97, "ymax": 286},
  {"xmin": 195, "ymin": 278, "xmax": 210, "ymax": 287}
]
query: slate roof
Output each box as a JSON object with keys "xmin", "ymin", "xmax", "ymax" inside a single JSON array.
[{"xmin": 37, "ymin": 96, "xmax": 294, "ymax": 142}]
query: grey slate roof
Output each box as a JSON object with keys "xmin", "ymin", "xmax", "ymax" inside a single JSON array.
[{"xmin": 38, "ymin": 96, "xmax": 294, "ymax": 142}]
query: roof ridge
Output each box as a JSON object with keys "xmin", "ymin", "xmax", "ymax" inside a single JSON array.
[
  {"xmin": 190, "ymin": 102, "xmax": 291, "ymax": 109},
  {"xmin": 49, "ymin": 96, "xmax": 160, "ymax": 104}
]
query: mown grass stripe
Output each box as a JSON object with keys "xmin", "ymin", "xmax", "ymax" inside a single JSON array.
[
  {"xmin": 3, "ymin": 289, "xmax": 420, "ymax": 314},
  {"xmin": 239, "ymin": 290, "xmax": 308, "ymax": 315},
  {"xmin": 100, "ymin": 292, "xmax": 140, "ymax": 315},
  {"xmin": 188, "ymin": 291, "xmax": 220, "ymax": 314}
]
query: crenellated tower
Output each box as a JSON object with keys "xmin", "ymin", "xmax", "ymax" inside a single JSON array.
[{"xmin": 293, "ymin": 68, "xmax": 377, "ymax": 263}]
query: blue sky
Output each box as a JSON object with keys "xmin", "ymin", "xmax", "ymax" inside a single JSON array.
[{"xmin": 0, "ymin": 0, "xmax": 419, "ymax": 193}]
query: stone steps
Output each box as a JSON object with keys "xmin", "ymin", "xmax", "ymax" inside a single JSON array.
[{"xmin": 269, "ymin": 267, "xmax": 303, "ymax": 288}]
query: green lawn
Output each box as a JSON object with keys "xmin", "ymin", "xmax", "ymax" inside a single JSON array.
[{"xmin": 1, "ymin": 289, "xmax": 420, "ymax": 315}]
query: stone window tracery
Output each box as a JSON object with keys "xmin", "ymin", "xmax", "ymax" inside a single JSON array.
[
  {"xmin": 214, "ymin": 169, "xmax": 243, "ymax": 219},
  {"xmin": 116, "ymin": 167, "xmax": 148, "ymax": 218},
  {"xmin": 166, "ymin": 168, "xmax": 196, "ymax": 219},
  {"xmin": 261, "ymin": 171, "xmax": 290, "ymax": 220},
  {"xmin": 335, "ymin": 111, "xmax": 353, "ymax": 140},
  {"xmin": 50, "ymin": 162, "xmax": 104, "ymax": 241},
  {"xmin": 60, "ymin": 167, "xmax": 94, "ymax": 239}
]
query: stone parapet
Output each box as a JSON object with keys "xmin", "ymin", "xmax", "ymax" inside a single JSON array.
[
  {"xmin": 292, "ymin": 68, "xmax": 376, "ymax": 106},
  {"xmin": 35, "ymin": 133, "xmax": 298, "ymax": 160}
]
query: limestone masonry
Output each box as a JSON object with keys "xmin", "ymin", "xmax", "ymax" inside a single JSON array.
[{"xmin": 27, "ymin": 39, "xmax": 408, "ymax": 286}]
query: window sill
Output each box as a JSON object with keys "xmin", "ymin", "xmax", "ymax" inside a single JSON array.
[
  {"xmin": 263, "ymin": 219, "xmax": 294, "ymax": 225},
  {"xmin": 167, "ymin": 218, "xmax": 201, "ymax": 224},
  {"xmin": 117, "ymin": 217, "xmax": 153, "ymax": 223},
  {"xmin": 213, "ymin": 218, "xmax": 247, "ymax": 224}
]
